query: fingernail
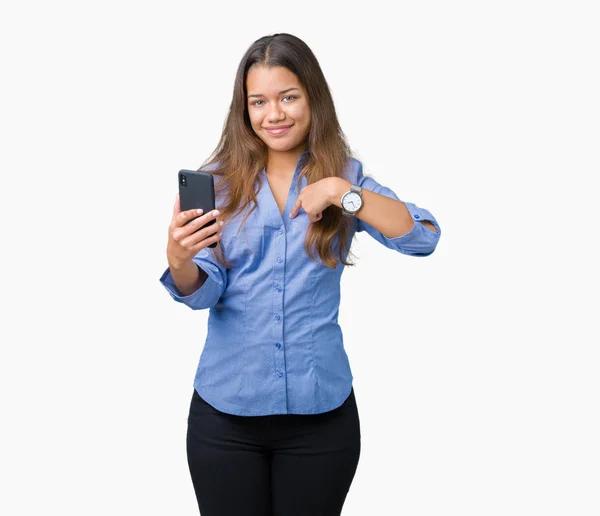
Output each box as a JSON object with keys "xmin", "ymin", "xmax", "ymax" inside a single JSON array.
[
  {"xmin": 197, "ymin": 209, "xmax": 203, "ymax": 214},
  {"xmin": 213, "ymin": 210, "xmax": 219, "ymax": 216}
]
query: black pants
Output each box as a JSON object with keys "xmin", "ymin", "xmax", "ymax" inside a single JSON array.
[{"xmin": 186, "ymin": 387, "xmax": 361, "ymax": 516}]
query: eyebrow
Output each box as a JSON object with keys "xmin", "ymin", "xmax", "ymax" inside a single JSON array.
[{"xmin": 247, "ymin": 87, "xmax": 301, "ymax": 99}]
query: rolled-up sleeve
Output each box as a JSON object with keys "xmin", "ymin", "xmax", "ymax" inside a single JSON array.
[
  {"xmin": 353, "ymin": 158, "xmax": 441, "ymax": 257},
  {"xmin": 159, "ymin": 247, "xmax": 228, "ymax": 310}
]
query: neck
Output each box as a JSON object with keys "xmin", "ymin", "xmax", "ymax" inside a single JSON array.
[{"xmin": 266, "ymin": 145, "xmax": 307, "ymax": 178}]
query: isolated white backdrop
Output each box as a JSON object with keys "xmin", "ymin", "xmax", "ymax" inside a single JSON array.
[{"xmin": 1, "ymin": 1, "xmax": 598, "ymax": 515}]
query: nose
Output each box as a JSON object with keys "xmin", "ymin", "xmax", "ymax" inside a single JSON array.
[{"xmin": 266, "ymin": 103, "xmax": 285, "ymax": 124}]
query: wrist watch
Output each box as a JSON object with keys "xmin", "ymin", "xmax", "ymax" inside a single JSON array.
[{"xmin": 341, "ymin": 184, "xmax": 363, "ymax": 217}]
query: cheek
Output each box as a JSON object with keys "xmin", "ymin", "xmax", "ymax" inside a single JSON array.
[
  {"xmin": 288, "ymin": 104, "xmax": 309, "ymax": 124},
  {"xmin": 248, "ymin": 110, "xmax": 262, "ymax": 130},
  {"xmin": 250, "ymin": 116, "xmax": 270, "ymax": 142}
]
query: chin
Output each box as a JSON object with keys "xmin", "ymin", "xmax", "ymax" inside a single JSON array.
[{"xmin": 267, "ymin": 141, "xmax": 302, "ymax": 152}]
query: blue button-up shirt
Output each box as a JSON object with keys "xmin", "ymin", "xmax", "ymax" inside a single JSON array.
[{"xmin": 159, "ymin": 152, "xmax": 441, "ymax": 416}]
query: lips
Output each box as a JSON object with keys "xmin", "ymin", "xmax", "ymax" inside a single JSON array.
[{"xmin": 265, "ymin": 125, "xmax": 292, "ymax": 136}]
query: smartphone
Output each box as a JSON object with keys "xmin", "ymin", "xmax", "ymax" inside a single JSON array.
[{"xmin": 178, "ymin": 169, "xmax": 217, "ymax": 248}]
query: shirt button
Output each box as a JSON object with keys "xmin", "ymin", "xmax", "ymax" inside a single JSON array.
[
  {"xmin": 277, "ymin": 371, "xmax": 283, "ymax": 377},
  {"xmin": 276, "ymin": 286, "xmax": 282, "ymax": 292},
  {"xmin": 275, "ymin": 314, "xmax": 281, "ymax": 321},
  {"xmin": 275, "ymin": 343, "xmax": 281, "ymax": 349},
  {"xmin": 414, "ymin": 214, "xmax": 420, "ymax": 219},
  {"xmin": 277, "ymin": 257, "xmax": 283, "ymax": 263},
  {"xmin": 279, "ymin": 228, "xmax": 284, "ymax": 235}
]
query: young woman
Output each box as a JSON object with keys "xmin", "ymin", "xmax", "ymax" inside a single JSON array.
[{"xmin": 160, "ymin": 33, "xmax": 441, "ymax": 516}]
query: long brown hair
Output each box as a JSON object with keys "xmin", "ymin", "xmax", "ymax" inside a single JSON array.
[{"xmin": 198, "ymin": 33, "xmax": 359, "ymax": 269}]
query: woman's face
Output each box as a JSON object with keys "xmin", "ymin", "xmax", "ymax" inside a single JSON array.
[{"xmin": 246, "ymin": 65, "xmax": 311, "ymax": 154}]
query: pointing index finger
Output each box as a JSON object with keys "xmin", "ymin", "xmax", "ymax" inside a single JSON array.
[{"xmin": 290, "ymin": 198, "xmax": 301, "ymax": 218}]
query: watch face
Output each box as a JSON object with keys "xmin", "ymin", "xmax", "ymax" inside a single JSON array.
[{"xmin": 342, "ymin": 191, "xmax": 362, "ymax": 212}]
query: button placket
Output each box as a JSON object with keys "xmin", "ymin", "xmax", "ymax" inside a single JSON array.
[{"xmin": 273, "ymin": 224, "xmax": 286, "ymax": 384}]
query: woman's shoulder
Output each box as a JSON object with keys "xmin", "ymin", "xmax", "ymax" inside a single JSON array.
[
  {"xmin": 198, "ymin": 160, "xmax": 228, "ymax": 186},
  {"xmin": 198, "ymin": 160, "xmax": 222, "ymax": 176},
  {"xmin": 344, "ymin": 156, "xmax": 363, "ymax": 181}
]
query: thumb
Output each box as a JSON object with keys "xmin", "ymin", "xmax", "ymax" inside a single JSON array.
[{"xmin": 173, "ymin": 193, "xmax": 181, "ymax": 218}]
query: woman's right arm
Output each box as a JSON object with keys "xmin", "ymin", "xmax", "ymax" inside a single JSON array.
[
  {"xmin": 159, "ymin": 194, "xmax": 227, "ymax": 309},
  {"xmin": 168, "ymin": 259, "xmax": 208, "ymax": 297}
]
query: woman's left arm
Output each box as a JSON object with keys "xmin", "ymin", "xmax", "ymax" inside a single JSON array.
[{"xmin": 326, "ymin": 177, "xmax": 438, "ymax": 238}]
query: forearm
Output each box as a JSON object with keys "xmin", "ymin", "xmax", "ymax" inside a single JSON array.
[
  {"xmin": 168, "ymin": 259, "xmax": 208, "ymax": 296},
  {"xmin": 328, "ymin": 178, "xmax": 437, "ymax": 238}
]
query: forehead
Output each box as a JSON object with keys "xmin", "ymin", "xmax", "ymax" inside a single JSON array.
[{"xmin": 246, "ymin": 65, "xmax": 304, "ymax": 96}]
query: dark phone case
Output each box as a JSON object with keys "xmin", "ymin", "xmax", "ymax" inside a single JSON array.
[{"xmin": 178, "ymin": 169, "xmax": 217, "ymax": 248}]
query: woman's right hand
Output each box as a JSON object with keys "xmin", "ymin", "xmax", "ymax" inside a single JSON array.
[{"xmin": 167, "ymin": 193, "xmax": 223, "ymax": 269}]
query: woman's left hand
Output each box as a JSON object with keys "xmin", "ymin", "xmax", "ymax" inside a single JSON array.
[{"xmin": 289, "ymin": 178, "xmax": 341, "ymax": 223}]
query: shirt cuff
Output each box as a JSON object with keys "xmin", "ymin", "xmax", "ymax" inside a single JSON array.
[
  {"xmin": 159, "ymin": 260, "xmax": 225, "ymax": 310},
  {"xmin": 386, "ymin": 202, "xmax": 441, "ymax": 256}
]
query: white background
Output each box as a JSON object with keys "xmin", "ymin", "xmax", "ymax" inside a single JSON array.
[{"xmin": 2, "ymin": 1, "xmax": 598, "ymax": 514}]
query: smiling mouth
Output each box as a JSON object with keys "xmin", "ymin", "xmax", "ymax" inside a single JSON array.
[{"xmin": 264, "ymin": 125, "xmax": 292, "ymax": 136}]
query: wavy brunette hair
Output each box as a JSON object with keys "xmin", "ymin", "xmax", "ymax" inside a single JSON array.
[{"xmin": 198, "ymin": 33, "xmax": 360, "ymax": 269}]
